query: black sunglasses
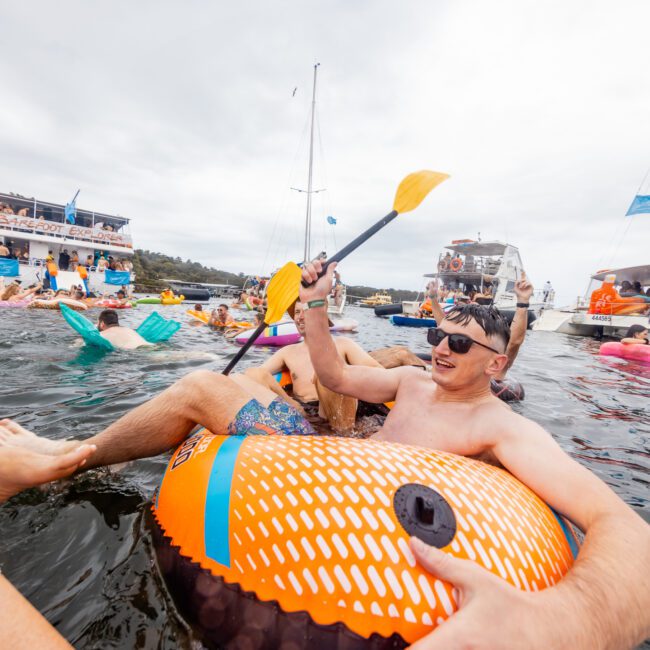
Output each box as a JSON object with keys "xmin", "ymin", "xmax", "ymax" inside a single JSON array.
[{"xmin": 427, "ymin": 327, "xmax": 503, "ymax": 355}]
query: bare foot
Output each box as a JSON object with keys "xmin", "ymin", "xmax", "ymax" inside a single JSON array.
[
  {"xmin": 0, "ymin": 444, "xmax": 96, "ymax": 503},
  {"xmin": 0, "ymin": 419, "xmax": 78, "ymax": 456}
]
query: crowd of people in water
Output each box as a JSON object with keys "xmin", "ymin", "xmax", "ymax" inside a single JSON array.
[{"xmin": 0, "ymin": 256, "xmax": 649, "ymax": 649}]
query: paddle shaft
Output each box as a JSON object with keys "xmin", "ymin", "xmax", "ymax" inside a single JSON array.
[
  {"xmin": 222, "ymin": 322, "xmax": 267, "ymax": 376},
  {"xmin": 301, "ymin": 209, "xmax": 398, "ymax": 287}
]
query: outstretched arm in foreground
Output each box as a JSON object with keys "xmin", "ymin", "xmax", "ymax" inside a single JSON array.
[
  {"xmin": 299, "ymin": 261, "xmax": 407, "ymax": 403},
  {"xmin": 409, "ymin": 502, "xmax": 650, "ymax": 650},
  {"xmin": 435, "ymin": 412, "xmax": 650, "ymax": 650}
]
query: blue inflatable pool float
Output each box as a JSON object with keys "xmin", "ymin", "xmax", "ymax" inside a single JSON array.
[{"xmin": 60, "ymin": 304, "xmax": 181, "ymax": 351}]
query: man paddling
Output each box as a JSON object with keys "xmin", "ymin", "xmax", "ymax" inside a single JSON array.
[
  {"xmin": 297, "ymin": 258, "xmax": 650, "ymax": 649},
  {"xmin": 0, "ymin": 263, "xmax": 649, "ymax": 647},
  {"xmin": 258, "ymin": 299, "xmax": 425, "ymax": 433}
]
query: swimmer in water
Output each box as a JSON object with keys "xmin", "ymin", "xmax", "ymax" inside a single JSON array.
[
  {"xmin": 621, "ymin": 324, "xmax": 649, "ymax": 345},
  {"xmin": 97, "ymin": 310, "xmax": 151, "ymax": 350}
]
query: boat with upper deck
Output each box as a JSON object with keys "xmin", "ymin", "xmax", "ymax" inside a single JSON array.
[
  {"xmin": 533, "ymin": 264, "xmax": 650, "ymax": 338},
  {"xmin": 0, "ymin": 191, "xmax": 134, "ymax": 293},
  {"xmin": 402, "ymin": 238, "xmax": 552, "ymax": 324}
]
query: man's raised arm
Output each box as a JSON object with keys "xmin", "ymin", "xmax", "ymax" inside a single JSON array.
[{"xmin": 299, "ymin": 260, "xmax": 404, "ymax": 403}]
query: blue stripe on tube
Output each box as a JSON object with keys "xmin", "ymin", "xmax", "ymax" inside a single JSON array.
[{"xmin": 204, "ymin": 435, "xmax": 246, "ymax": 567}]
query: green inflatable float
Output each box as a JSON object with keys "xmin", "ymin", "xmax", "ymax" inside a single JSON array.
[{"xmin": 60, "ymin": 304, "xmax": 181, "ymax": 351}]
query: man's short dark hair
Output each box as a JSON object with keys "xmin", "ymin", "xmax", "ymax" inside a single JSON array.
[
  {"xmin": 117, "ymin": 290, "xmax": 125, "ymax": 297},
  {"xmin": 444, "ymin": 303, "xmax": 511, "ymax": 350},
  {"xmin": 98, "ymin": 310, "xmax": 119, "ymax": 328},
  {"xmin": 219, "ymin": 303, "xmax": 228, "ymax": 310}
]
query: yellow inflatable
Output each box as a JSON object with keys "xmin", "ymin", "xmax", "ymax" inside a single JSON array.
[
  {"xmin": 161, "ymin": 294, "xmax": 184, "ymax": 305},
  {"xmin": 151, "ymin": 433, "xmax": 579, "ymax": 649}
]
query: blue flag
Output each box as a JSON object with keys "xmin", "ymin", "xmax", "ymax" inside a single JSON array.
[
  {"xmin": 104, "ymin": 270, "xmax": 131, "ymax": 286},
  {"xmin": 326, "ymin": 215, "xmax": 337, "ymax": 225},
  {"xmin": 0, "ymin": 258, "xmax": 19, "ymax": 277},
  {"xmin": 65, "ymin": 200, "xmax": 76, "ymax": 224},
  {"xmin": 626, "ymin": 194, "xmax": 650, "ymax": 217}
]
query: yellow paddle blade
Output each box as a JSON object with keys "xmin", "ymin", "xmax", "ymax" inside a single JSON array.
[
  {"xmin": 392, "ymin": 170, "xmax": 450, "ymax": 214},
  {"xmin": 265, "ymin": 261, "xmax": 302, "ymax": 324}
]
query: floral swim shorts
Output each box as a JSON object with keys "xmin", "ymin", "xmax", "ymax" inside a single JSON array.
[{"xmin": 227, "ymin": 398, "xmax": 317, "ymax": 437}]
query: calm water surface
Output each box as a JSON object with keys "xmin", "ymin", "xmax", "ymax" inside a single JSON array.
[{"xmin": 1, "ymin": 303, "xmax": 648, "ymax": 648}]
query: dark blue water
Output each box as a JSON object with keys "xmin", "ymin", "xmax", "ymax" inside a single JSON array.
[{"xmin": 1, "ymin": 303, "xmax": 648, "ymax": 648}]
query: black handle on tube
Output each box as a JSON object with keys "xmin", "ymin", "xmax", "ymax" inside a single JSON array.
[{"xmin": 301, "ymin": 210, "xmax": 398, "ymax": 287}]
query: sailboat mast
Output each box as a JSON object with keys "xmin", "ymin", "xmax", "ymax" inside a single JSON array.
[{"xmin": 303, "ymin": 62, "xmax": 320, "ymax": 264}]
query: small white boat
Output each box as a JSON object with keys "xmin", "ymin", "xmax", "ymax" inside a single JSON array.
[{"xmin": 533, "ymin": 265, "xmax": 650, "ymax": 338}]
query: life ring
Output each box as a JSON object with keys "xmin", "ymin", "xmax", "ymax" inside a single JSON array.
[
  {"xmin": 437, "ymin": 258, "xmax": 449, "ymax": 271},
  {"xmin": 150, "ymin": 434, "xmax": 579, "ymax": 648},
  {"xmin": 450, "ymin": 258, "xmax": 463, "ymax": 272},
  {"xmin": 599, "ymin": 342, "xmax": 650, "ymax": 364}
]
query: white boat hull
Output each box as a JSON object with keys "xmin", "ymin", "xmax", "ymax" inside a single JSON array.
[{"xmin": 533, "ymin": 308, "xmax": 649, "ymax": 338}]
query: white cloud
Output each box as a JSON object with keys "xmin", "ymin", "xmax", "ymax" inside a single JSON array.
[{"xmin": 1, "ymin": 0, "xmax": 648, "ymax": 304}]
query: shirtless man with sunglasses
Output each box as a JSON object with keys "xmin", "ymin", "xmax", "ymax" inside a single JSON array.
[{"xmin": 299, "ymin": 259, "xmax": 650, "ymax": 650}]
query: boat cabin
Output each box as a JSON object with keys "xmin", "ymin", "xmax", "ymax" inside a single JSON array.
[
  {"xmin": 0, "ymin": 192, "xmax": 133, "ymax": 268},
  {"xmin": 582, "ymin": 265, "xmax": 650, "ymax": 315},
  {"xmin": 425, "ymin": 240, "xmax": 528, "ymax": 307},
  {"xmin": 0, "ymin": 191, "xmax": 134, "ymax": 291}
]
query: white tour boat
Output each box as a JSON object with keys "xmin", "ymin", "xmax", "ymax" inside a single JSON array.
[
  {"xmin": 532, "ymin": 265, "xmax": 650, "ymax": 338},
  {"xmin": 0, "ymin": 191, "xmax": 134, "ymax": 293},
  {"xmin": 402, "ymin": 239, "xmax": 552, "ymax": 322}
]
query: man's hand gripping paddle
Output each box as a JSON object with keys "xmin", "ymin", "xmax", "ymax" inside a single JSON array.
[{"xmin": 223, "ymin": 170, "xmax": 449, "ymax": 375}]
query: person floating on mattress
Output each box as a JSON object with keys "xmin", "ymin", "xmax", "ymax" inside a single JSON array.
[{"xmin": 97, "ymin": 310, "xmax": 152, "ymax": 350}]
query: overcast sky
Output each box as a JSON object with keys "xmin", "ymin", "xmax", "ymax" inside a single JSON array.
[{"xmin": 1, "ymin": 0, "xmax": 649, "ymax": 304}]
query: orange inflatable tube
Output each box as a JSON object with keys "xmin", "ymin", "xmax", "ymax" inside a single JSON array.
[{"xmin": 151, "ymin": 433, "xmax": 578, "ymax": 648}]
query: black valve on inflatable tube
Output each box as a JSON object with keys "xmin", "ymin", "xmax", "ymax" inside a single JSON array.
[{"xmin": 393, "ymin": 483, "xmax": 457, "ymax": 548}]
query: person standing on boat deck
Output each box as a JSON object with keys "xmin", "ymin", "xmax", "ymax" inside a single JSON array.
[
  {"xmin": 543, "ymin": 280, "xmax": 553, "ymax": 302},
  {"xmin": 57, "ymin": 249, "xmax": 70, "ymax": 271},
  {"xmin": 0, "ymin": 241, "xmax": 9, "ymax": 257}
]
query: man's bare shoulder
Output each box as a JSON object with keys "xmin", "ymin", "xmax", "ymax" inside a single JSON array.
[{"xmin": 472, "ymin": 397, "xmax": 548, "ymax": 445}]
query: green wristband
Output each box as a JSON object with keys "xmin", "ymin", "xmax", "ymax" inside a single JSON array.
[{"xmin": 303, "ymin": 299, "xmax": 326, "ymax": 311}]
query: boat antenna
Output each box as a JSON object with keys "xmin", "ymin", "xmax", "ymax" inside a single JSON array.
[{"xmin": 303, "ymin": 62, "xmax": 320, "ymax": 263}]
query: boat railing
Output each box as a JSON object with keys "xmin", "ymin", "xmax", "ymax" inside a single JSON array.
[{"xmin": 436, "ymin": 254, "xmax": 501, "ymax": 275}]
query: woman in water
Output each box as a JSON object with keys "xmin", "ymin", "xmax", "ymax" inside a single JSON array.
[{"xmin": 621, "ymin": 324, "xmax": 649, "ymax": 345}]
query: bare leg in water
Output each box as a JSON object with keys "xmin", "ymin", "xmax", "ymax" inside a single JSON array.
[{"xmin": 0, "ymin": 370, "xmax": 281, "ymax": 470}]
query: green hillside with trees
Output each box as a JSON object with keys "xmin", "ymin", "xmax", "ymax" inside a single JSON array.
[{"xmin": 132, "ymin": 249, "xmax": 420, "ymax": 301}]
